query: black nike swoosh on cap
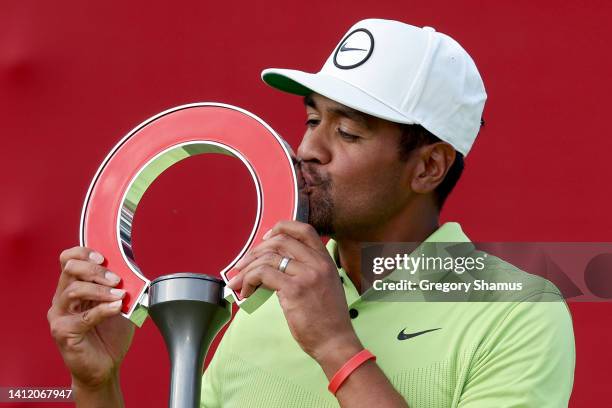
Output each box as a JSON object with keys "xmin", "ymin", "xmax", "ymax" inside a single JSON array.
[
  {"xmin": 340, "ymin": 43, "xmax": 367, "ymax": 52},
  {"xmin": 397, "ymin": 327, "xmax": 442, "ymax": 341}
]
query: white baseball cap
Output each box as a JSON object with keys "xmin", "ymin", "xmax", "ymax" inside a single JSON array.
[{"xmin": 261, "ymin": 19, "xmax": 487, "ymax": 156}]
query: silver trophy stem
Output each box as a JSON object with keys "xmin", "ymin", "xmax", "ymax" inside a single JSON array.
[{"xmin": 148, "ymin": 273, "xmax": 231, "ymax": 408}]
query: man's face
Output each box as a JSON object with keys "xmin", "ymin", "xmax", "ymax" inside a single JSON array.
[{"xmin": 297, "ymin": 93, "xmax": 415, "ymax": 239}]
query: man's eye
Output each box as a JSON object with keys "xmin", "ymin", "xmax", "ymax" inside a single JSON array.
[
  {"xmin": 305, "ymin": 119, "xmax": 319, "ymax": 127},
  {"xmin": 338, "ymin": 128, "xmax": 360, "ymax": 141}
]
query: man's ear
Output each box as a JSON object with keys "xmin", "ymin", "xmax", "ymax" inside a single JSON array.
[{"xmin": 410, "ymin": 143, "xmax": 456, "ymax": 194}]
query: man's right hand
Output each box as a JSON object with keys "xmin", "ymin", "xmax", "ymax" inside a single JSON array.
[{"xmin": 47, "ymin": 247, "xmax": 135, "ymax": 404}]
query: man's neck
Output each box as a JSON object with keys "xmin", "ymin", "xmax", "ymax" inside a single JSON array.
[{"xmin": 334, "ymin": 210, "xmax": 439, "ymax": 294}]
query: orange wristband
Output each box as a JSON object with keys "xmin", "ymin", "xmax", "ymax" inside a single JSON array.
[{"xmin": 328, "ymin": 349, "xmax": 376, "ymax": 395}]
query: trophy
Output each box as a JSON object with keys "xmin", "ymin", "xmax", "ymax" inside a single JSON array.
[{"xmin": 79, "ymin": 103, "xmax": 308, "ymax": 407}]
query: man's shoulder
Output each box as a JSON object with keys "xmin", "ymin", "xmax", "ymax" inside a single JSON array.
[{"xmin": 471, "ymin": 249, "xmax": 565, "ymax": 302}]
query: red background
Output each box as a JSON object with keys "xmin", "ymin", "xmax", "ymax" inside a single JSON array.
[{"xmin": 1, "ymin": 1, "xmax": 610, "ymax": 406}]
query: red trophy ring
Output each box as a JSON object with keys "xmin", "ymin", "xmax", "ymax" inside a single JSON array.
[{"xmin": 79, "ymin": 103, "xmax": 308, "ymax": 325}]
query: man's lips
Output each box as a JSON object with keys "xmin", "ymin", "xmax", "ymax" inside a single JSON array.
[
  {"xmin": 301, "ymin": 169, "xmax": 321, "ymax": 188},
  {"xmin": 296, "ymin": 162, "xmax": 325, "ymax": 193},
  {"xmin": 301, "ymin": 185, "xmax": 319, "ymax": 195}
]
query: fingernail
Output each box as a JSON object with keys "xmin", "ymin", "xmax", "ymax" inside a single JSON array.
[
  {"xmin": 227, "ymin": 276, "xmax": 238, "ymax": 289},
  {"xmin": 89, "ymin": 251, "xmax": 104, "ymax": 264},
  {"xmin": 105, "ymin": 271, "xmax": 121, "ymax": 284},
  {"xmin": 263, "ymin": 229, "xmax": 272, "ymax": 240},
  {"xmin": 110, "ymin": 288, "xmax": 126, "ymax": 298},
  {"xmin": 107, "ymin": 299, "xmax": 122, "ymax": 309}
]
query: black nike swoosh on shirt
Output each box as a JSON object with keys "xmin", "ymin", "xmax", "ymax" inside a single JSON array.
[
  {"xmin": 340, "ymin": 43, "xmax": 367, "ymax": 52},
  {"xmin": 397, "ymin": 327, "xmax": 442, "ymax": 341}
]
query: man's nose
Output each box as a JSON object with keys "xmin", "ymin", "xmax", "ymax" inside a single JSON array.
[{"xmin": 296, "ymin": 126, "xmax": 331, "ymax": 164}]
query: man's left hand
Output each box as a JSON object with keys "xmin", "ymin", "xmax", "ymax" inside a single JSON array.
[{"xmin": 228, "ymin": 220, "xmax": 362, "ymax": 367}]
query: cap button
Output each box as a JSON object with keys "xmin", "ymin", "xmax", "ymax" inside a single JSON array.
[{"xmin": 423, "ymin": 26, "xmax": 436, "ymax": 32}]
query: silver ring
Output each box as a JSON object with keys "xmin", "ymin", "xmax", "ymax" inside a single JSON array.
[{"xmin": 278, "ymin": 257, "xmax": 291, "ymax": 273}]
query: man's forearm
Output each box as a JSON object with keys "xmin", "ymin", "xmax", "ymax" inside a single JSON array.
[
  {"xmin": 335, "ymin": 360, "xmax": 409, "ymax": 408},
  {"xmin": 73, "ymin": 375, "xmax": 124, "ymax": 408},
  {"xmin": 317, "ymin": 342, "xmax": 409, "ymax": 408}
]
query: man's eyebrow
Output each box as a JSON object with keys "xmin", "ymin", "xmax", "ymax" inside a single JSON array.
[{"xmin": 303, "ymin": 95, "xmax": 371, "ymax": 130}]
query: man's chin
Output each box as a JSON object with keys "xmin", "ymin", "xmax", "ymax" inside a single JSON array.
[
  {"xmin": 311, "ymin": 222, "xmax": 333, "ymax": 237},
  {"xmin": 299, "ymin": 184, "xmax": 335, "ymax": 235},
  {"xmin": 307, "ymin": 206, "xmax": 334, "ymax": 236}
]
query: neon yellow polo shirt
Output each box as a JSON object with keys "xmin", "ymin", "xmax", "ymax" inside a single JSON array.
[{"xmin": 201, "ymin": 222, "xmax": 575, "ymax": 407}]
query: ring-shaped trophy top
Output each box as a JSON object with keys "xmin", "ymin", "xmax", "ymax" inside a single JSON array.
[
  {"xmin": 80, "ymin": 103, "xmax": 303, "ymax": 323},
  {"xmin": 117, "ymin": 140, "xmax": 262, "ymax": 284}
]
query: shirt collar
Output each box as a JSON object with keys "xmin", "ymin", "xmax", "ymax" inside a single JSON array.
[
  {"xmin": 325, "ymin": 222, "xmax": 472, "ymax": 304},
  {"xmin": 325, "ymin": 222, "xmax": 471, "ymax": 266}
]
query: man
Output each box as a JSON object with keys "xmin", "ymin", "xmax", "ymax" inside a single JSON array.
[{"xmin": 48, "ymin": 19, "xmax": 575, "ymax": 407}]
